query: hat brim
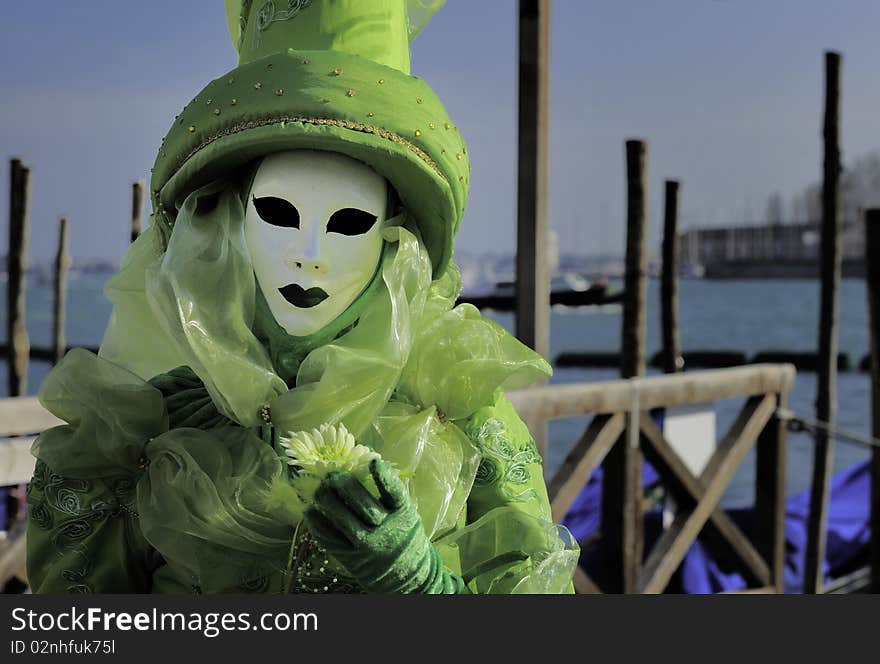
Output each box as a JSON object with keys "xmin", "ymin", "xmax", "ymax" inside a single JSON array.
[{"xmin": 151, "ymin": 49, "xmax": 470, "ymax": 277}]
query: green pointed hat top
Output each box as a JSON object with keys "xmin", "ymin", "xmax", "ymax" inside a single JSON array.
[
  {"xmin": 228, "ymin": 0, "xmax": 421, "ymax": 71},
  {"xmin": 151, "ymin": 0, "xmax": 469, "ymax": 276}
]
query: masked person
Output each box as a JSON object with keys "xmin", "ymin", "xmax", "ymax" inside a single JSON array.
[{"xmin": 25, "ymin": 0, "xmax": 578, "ymax": 594}]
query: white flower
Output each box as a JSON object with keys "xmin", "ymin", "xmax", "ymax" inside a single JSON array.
[{"xmin": 278, "ymin": 422, "xmax": 380, "ymax": 480}]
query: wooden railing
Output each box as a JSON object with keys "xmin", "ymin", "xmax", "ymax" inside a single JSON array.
[
  {"xmin": 0, "ymin": 397, "xmax": 62, "ymax": 587},
  {"xmin": 508, "ymin": 363, "xmax": 796, "ymax": 594},
  {"xmin": 0, "ymin": 397, "xmax": 59, "ymax": 486}
]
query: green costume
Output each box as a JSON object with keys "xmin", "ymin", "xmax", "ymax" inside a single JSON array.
[{"xmin": 26, "ymin": 0, "xmax": 578, "ymax": 594}]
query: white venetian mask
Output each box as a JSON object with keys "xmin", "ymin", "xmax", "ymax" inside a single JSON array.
[{"xmin": 244, "ymin": 150, "xmax": 388, "ymax": 337}]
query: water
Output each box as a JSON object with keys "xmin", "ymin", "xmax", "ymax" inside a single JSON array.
[{"xmin": 1, "ymin": 275, "xmax": 871, "ymax": 506}]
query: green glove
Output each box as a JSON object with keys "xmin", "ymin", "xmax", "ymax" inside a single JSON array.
[
  {"xmin": 148, "ymin": 366, "xmax": 231, "ymax": 430},
  {"xmin": 305, "ymin": 459, "xmax": 469, "ymax": 594}
]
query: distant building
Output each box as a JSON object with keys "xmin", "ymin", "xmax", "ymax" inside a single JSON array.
[{"xmin": 680, "ymin": 221, "xmax": 864, "ymax": 278}]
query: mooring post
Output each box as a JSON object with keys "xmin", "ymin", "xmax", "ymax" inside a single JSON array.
[
  {"xmin": 865, "ymin": 208, "xmax": 880, "ymax": 592},
  {"xmin": 601, "ymin": 139, "xmax": 648, "ymax": 592},
  {"xmin": 661, "ymin": 179, "xmax": 682, "ymax": 374},
  {"xmin": 515, "ymin": 0, "xmax": 550, "ymax": 359},
  {"xmin": 621, "ymin": 140, "xmax": 649, "ymax": 381},
  {"xmin": 7, "ymin": 158, "xmax": 31, "ymax": 396},
  {"xmin": 52, "ymin": 216, "xmax": 70, "ymax": 365},
  {"xmin": 131, "ymin": 180, "xmax": 144, "ymax": 244},
  {"xmin": 515, "ymin": 0, "xmax": 551, "ymax": 459},
  {"xmin": 805, "ymin": 50, "xmax": 842, "ymax": 594}
]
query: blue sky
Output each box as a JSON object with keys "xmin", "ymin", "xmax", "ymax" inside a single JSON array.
[{"xmin": 2, "ymin": 1, "xmax": 880, "ymax": 261}]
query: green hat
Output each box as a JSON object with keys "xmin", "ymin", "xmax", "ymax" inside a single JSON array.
[{"xmin": 150, "ymin": 0, "xmax": 470, "ymax": 276}]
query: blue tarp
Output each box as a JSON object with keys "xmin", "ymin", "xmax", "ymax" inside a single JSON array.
[
  {"xmin": 562, "ymin": 460, "xmax": 871, "ymax": 592},
  {"xmin": 0, "ymin": 488, "xmax": 7, "ymax": 531}
]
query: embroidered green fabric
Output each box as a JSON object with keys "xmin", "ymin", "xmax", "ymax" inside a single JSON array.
[
  {"xmin": 28, "ymin": 182, "xmax": 578, "ymax": 594},
  {"xmin": 25, "ymin": 460, "xmax": 157, "ymax": 593},
  {"xmin": 465, "ymin": 393, "xmax": 550, "ymax": 517}
]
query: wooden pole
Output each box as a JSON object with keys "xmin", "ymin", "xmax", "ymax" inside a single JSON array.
[
  {"xmin": 515, "ymin": 0, "xmax": 550, "ymax": 461},
  {"xmin": 754, "ymin": 389, "xmax": 789, "ymax": 593},
  {"xmin": 131, "ymin": 180, "xmax": 144, "ymax": 243},
  {"xmin": 805, "ymin": 50, "xmax": 842, "ymax": 594},
  {"xmin": 7, "ymin": 159, "xmax": 31, "ymax": 396},
  {"xmin": 52, "ymin": 217, "xmax": 69, "ymax": 365},
  {"xmin": 621, "ymin": 139, "xmax": 649, "ymax": 380},
  {"xmin": 601, "ymin": 139, "xmax": 648, "ymax": 592},
  {"xmin": 661, "ymin": 179, "xmax": 682, "ymax": 374},
  {"xmin": 515, "ymin": 0, "xmax": 550, "ymax": 359},
  {"xmin": 864, "ymin": 208, "xmax": 880, "ymax": 593}
]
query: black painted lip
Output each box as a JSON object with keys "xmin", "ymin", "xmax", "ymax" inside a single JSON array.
[{"xmin": 279, "ymin": 284, "xmax": 329, "ymax": 308}]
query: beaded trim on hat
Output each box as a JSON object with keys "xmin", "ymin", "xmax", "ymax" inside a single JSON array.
[{"xmin": 181, "ymin": 114, "xmax": 446, "ymax": 181}]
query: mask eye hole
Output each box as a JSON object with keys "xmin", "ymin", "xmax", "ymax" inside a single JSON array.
[
  {"xmin": 253, "ymin": 196, "xmax": 300, "ymax": 229},
  {"xmin": 326, "ymin": 208, "xmax": 378, "ymax": 236}
]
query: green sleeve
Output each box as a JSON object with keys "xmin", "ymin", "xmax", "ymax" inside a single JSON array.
[
  {"xmin": 26, "ymin": 459, "xmax": 158, "ymax": 593},
  {"xmin": 461, "ymin": 390, "xmax": 576, "ymax": 593},
  {"xmin": 464, "ymin": 390, "xmax": 551, "ymax": 525}
]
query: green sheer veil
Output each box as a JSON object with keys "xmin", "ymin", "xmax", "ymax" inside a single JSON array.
[{"xmin": 100, "ymin": 179, "xmax": 551, "ymax": 432}]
